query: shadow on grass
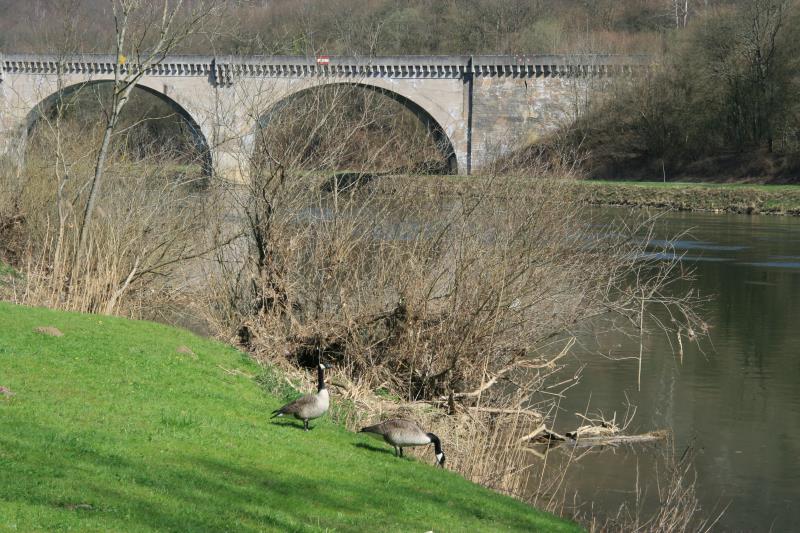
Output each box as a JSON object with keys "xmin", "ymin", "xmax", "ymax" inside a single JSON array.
[
  {"xmin": 270, "ymin": 418, "xmax": 318, "ymax": 431},
  {"xmin": 1, "ymin": 429, "xmax": 354, "ymax": 531},
  {"xmin": 353, "ymin": 442, "xmax": 394, "ymax": 456}
]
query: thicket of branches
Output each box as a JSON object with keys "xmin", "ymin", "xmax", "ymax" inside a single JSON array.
[
  {"xmin": 253, "ymin": 85, "xmax": 449, "ymax": 174},
  {"xmin": 564, "ymin": 0, "xmax": 800, "ymax": 181},
  {"xmin": 1, "ymin": 0, "xmax": 743, "ymax": 56},
  {"xmin": 181, "ymin": 72, "xmax": 707, "ymax": 524},
  {"xmin": 0, "ymin": 0, "xmax": 226, "ymax": 316}
]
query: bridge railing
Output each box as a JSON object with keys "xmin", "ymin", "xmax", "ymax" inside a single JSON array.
[{"xmin": 1, "ymin": 52, "xmax": 651, "ymax": 85}]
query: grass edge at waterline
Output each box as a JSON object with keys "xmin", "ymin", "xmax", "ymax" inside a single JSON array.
[
  {"xmin": 381, "ymin": 174, "xmax": 800, "ymax": 216},
  {"xmin": 571, "ymin": 180, "xmax": 800, "ymax": 216}
]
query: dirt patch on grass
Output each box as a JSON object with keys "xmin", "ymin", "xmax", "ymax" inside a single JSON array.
[
  {"xmin": 34, "ymin": 326, "xmax": 64, "ymax": 337},
  {"xmin": 176, "ymin": 345, "xmax": 197, "ymax": 358}
]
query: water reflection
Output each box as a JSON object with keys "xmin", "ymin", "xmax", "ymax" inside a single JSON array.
[
  {"xmin": 647, "ymin": 238, "xmax": 748, "ymax": 252},
  {"xmin": 550, "ymin": 208, "xmax": 800, "ymax": 531}
]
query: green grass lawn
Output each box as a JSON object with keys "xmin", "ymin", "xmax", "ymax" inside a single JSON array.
[
  {"xmin": 581, "ymin": 179, "xmax": 800, "ymax": 191},
  {"xmin": 573, "ymin": 179, "xmax": 800, "ymax": 215},
  {"xmin": 0, "ymin": 302, "xmax": 579, "ymax": 532},
  {"xmin": 370, "ymin": 174, "xmax": 800, "ymax": 215}
]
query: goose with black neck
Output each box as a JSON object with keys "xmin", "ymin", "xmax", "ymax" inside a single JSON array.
[
  {"xmin": 359, "ymin": 418, "xmax": 446, "ymax": 467},
  {"xmin": 270, "ymin": 364, "xmax": 330, "ymax": 431}
]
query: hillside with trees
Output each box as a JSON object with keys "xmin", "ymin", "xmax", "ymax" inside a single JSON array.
[
  {"xmin": 567, "ymin": 0, "xmax": 800, "ymax": 182},
  {"xmin": 0, "ymin": 0, "xmax": 741, "ymax": 56}
]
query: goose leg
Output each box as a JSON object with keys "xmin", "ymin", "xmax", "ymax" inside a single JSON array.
[
  {"xmin": 394, "ymin": 446, "xmax": 399, "ymax": 457},
  {"xmin": 399, "ymin": 447, "xmax": 404, "ymax": 457},
  {"xmin": 304, "ymin": 419, "xmax": 309, "ymax": 431}
]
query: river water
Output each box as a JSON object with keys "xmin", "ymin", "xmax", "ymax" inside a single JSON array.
[{"xmin": 548, "ymin": 208, "xmax": 800, "ymax": 531}]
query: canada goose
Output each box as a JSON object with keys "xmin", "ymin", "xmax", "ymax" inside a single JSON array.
[
  {"xmin": 270, "ymin": 364, "xmax": 330, "ymax": 431},
  {"xmin": 359, "ymin": 419, "xmax": 446, "ymax": 467}
]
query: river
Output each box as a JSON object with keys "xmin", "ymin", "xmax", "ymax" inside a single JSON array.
[{"xmin": 547, "ymin": 208, "xmax": 800, "ymax": 531}]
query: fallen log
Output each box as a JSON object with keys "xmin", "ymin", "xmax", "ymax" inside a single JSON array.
[
  {"xmin": 568, "ymin": 430, "xmax": 669, "ymax": 447},
  {"xmin": 532, "ymin": 428, "xmax": 669, "ymax": 448}
]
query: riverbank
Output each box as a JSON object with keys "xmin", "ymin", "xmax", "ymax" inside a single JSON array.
[
  {"xmin": 376, "ymin": 175, "xmax": 800, "ymax": 216},
  {"xmin": 0, "ymin": 302, "xmax": 578, "ymax": 532},
  {"xmin": 574, "ymin": 180, "xmax": 800, "ymax": 216}
]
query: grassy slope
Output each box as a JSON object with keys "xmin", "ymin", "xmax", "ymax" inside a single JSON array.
[{"xmin": 0, "ymin": 303, "xmax": 579, "ymax": 532}]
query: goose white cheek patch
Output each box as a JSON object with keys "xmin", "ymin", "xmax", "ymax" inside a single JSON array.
[{"xmin": 436, "ymin": 453, "xmax": 444, "ymax": 463}]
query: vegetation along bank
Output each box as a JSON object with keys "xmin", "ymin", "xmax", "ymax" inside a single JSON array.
[
  {"xmin": 389, "ymin": 175, "xmax": 800, "ymax": 217},
  {"xmin": 575, "ymin": 180, "xmax": 800, "ymax": 216}
]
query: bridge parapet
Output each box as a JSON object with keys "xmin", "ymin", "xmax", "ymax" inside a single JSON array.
[
  {"xmin": 208, "ymin": 56, "xmax": 471, "ymax": 86},
  {"xmin": 1, "ymin": 53, "xmax": 650, "ymax": 86},
  {"xmin": 0, "ymin": 53, "xmax": 216, "ymax": 83},
  {"xmin": 471, "ymin": 54, "xmax": 650, "ymax": 77}
]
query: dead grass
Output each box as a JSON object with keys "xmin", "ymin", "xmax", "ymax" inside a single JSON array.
[
  {"xmin": 0, "ymin": 118, "xmax": 230, "ymax": 318},
  {"xmin": 580, "ymin": 445, "xmax": 724, "ymax": 533}
]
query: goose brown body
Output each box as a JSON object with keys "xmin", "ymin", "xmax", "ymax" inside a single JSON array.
[
  {"xmin": 359, "ymin": 418, "xmax": 446, "ymax": 466},
  {"xmin": 271, "ymin": 364, "xmax": 330, "ymax": 431}
]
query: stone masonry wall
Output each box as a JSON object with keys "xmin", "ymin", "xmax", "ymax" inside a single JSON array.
[{"xmin": 471, "ymin": 76, "xmax": 589, "ymax": 170}]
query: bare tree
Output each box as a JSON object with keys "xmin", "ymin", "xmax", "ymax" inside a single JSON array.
[
  {"xmin": 2, "ymin": 0, "xmax": 234, "ymax": 316},
  {"xmin": 672, "ymin": 0, "xmax": 690, "ymax": 29},
  {"xmin": 75, "ymin": 0, "xmax": 223, "ymax": 271},
  {"xmin": 739, "ymin": 0, "xmax": 789, "ymax": 152}
]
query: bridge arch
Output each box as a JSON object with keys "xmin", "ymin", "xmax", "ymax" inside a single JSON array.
[
  {"xmin": 254, "ymin": 80, "xmax": 459, "ymax": 173},
  {"xmin": 24, "ymin": 80, "xmax": 213, "ymax": 176}
]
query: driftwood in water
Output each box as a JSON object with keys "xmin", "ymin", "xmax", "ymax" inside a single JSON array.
[
  {"xmin": 565, "ymin": 430, "xmax": 669, "ymax": 448},
  {"xmin": 531, "ymin": 428, "xmax": 669, "ymax": 448}
]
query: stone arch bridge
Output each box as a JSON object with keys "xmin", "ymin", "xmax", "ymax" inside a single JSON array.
[{"xmin": 0, "ymin": 53, "xmax": 645, "ymax": 179}]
